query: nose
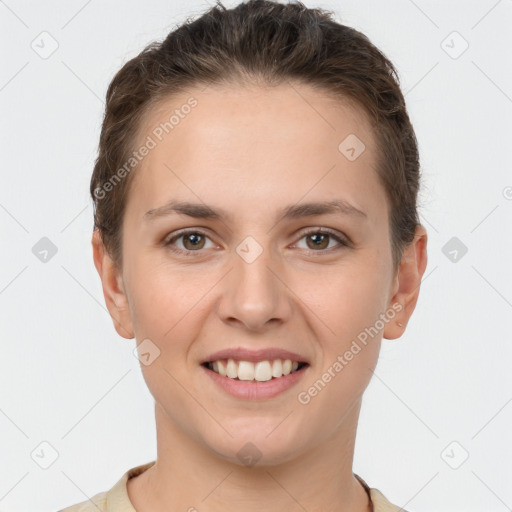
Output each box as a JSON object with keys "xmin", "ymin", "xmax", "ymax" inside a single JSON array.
[{"xmin": 215, "ymin": 241, "xmax": 291, "ymax": 332}]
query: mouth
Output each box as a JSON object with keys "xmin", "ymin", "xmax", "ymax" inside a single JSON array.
[{"xmin": 201, "ymin": 358, "xmax": 309, "ymax": 382}]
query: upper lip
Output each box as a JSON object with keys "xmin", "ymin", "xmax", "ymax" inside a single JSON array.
[{"xmin": 202, "ymin": 347, "xmax": 310, "ymax": 364}]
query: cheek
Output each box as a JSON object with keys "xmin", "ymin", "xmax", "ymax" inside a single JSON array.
[
  {"xmin": 128, "ymin": 257, "xmax": 210, "ymax": 339},
  {"xmin": 294, "ymin": 270, "xmax": 384, "ymax": 429},
  {"xmin": 293, "ymin": 257, "xmax": 389, "ymax": 403},
  {"xmin": 127, "ymin": 263, "xmax": 213, "ymax": 425},
  {"xmin": 296, "ymin": 257, "xmax": 390, "ymax": 343},
  {"xmin": 332, "ymin": 277, "xmax": 389, "ymax": 339}
]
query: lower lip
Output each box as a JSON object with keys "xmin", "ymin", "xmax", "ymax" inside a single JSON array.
[{"xmin": 201, "ymin": 364, "xmax": 309, "ymax": 400}]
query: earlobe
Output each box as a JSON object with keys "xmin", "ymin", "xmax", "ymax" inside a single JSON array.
[
  {"xmin": 91, "ymin": 229, "xmax": 135, "ymax": 339},
  {"xmin": 383, "ymin": 225, "xmax": 428, "ymax": 340}
]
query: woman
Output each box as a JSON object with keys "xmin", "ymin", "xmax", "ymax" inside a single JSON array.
[{"xmin": 60, "ymin": 1, "xmax": 427, "ymax": 510}]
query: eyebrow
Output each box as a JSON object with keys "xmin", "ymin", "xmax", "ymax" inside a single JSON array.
[{"xmin": 143, "ymin": 199, "xmax": 368, "ymax": 223}]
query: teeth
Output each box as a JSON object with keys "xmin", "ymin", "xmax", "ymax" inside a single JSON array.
[
  {"xmin": 254, "ymin": 361, "xmax": 273, "ymax": 381},
  {"xmin": 226, "ymin": 359, "xmax": 238, "ymax": 379},
  {"xmin": 208, "ymin": 358, "xmax": 304, "ymax": 381},
  {"xmin": 238, "ymin": 361, "xmax": 257, "ymax": 381},
  {"xmin": 272, "ymin": 359, "xmax": 282, "ymax": 378},
  {"xmin": 217, "ymin": 360, "xmax": 227, "ymax": 377}
]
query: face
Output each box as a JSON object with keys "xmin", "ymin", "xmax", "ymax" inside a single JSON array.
[{"xmin": 93, "ymin": 82, "xmax": 426, "ymax": 466}]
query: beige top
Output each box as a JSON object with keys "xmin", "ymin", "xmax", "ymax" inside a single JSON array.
[{"xmin": 58, "ymin": 461, "xmax": 408, "ymax": 512}]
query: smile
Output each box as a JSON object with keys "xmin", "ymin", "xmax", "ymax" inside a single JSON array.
[
  {"xmin": 201, "ymin": 358, "xmax": 310, "ymax": 400},
  {"xmin": 203, "ymin": 358, "xmax": 308, "ymax": 382}
]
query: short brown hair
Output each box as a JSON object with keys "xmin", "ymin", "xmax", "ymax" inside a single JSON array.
[{"xmin": 91, "ymin": 0, "xmax": 422, "ymax": 274}]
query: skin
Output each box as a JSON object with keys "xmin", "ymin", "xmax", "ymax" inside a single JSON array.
[{"xmin": 92, "ymin": 82, "xmax": 428, "ymax": 512}]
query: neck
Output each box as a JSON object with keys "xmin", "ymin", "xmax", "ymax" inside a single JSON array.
[{"xmin": 127, "ymin": 399, "xmax": 371, "ymax": 512}]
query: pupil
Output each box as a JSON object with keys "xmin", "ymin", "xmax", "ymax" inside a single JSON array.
[
  {"xmin": 309, "ymin": 233, "xmax": 328, "ymax": 249},
  {"xmin": 185, "ymin": 233, "xmax": 203, "ymax": 249}
]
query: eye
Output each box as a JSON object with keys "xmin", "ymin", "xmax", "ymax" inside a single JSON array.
[
  {"xmin": 164, "ymin": 230, "xmax": 216, "ymax": 255},
  {"xmin": 294, "ymin": 228, "xmax": 349, "ymax": 253},
  {"xmin": 164, "ymin": 227, "xmax": 349, "ymax": 257}
]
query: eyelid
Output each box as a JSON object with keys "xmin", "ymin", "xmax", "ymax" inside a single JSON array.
[
  {"xmin": 164, "ymin": 228, "xmax": 219, "ymax": 253},
  {"xmin": 164, "ymin": 227, "xmax": 350, "ymax": 255},
  {"xmin": 292, "ymin": 227, "xmax": 350, "ymax": 251}
]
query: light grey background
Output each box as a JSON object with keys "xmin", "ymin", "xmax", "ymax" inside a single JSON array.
[{"xmin": 1, "ymin": 1, "xmax": 511, "ymax": 511}]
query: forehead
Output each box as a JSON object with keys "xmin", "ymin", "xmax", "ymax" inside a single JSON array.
[{"xmin": 126, "ymin": 82, "xmax": 384, "ymax": 224}]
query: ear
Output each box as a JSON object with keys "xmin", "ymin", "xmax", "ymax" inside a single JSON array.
[
  {"xmin": 383, "ymin": 224, "xmax": 428, "ymax": 340},
  {"xmin": 91, "ymin": 229, "xmax": 134, "ymax": 339}
]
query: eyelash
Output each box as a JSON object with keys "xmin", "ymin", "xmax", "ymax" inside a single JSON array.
[{"xmin": 163, "ymin": 228, "xmax": 350, "ymax": 257}]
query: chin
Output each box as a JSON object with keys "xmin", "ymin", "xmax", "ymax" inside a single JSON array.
[{"xmin": 203, "ymin": 422, "xmax": 307, "ymax": 468}]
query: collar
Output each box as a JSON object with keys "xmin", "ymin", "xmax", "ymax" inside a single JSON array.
[{"xmin": 106, "ymin": 461, "xmax": 405, "ymax": 512}]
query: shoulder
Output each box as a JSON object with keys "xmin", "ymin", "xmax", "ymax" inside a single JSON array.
[
  {"xmin": 57, "ymin": 490, "xmax": 108, "ymax": 512},
  {"xmin": 355, "ymin": 473, "xmax": 410, "ymax": 512},
  {"xmin": 57, "ymin": 460, "xmax": 155, "ymax": 512},
  {"xmin": 370, "ymin": 487, "xmax": 410, "ymax": 512}
]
